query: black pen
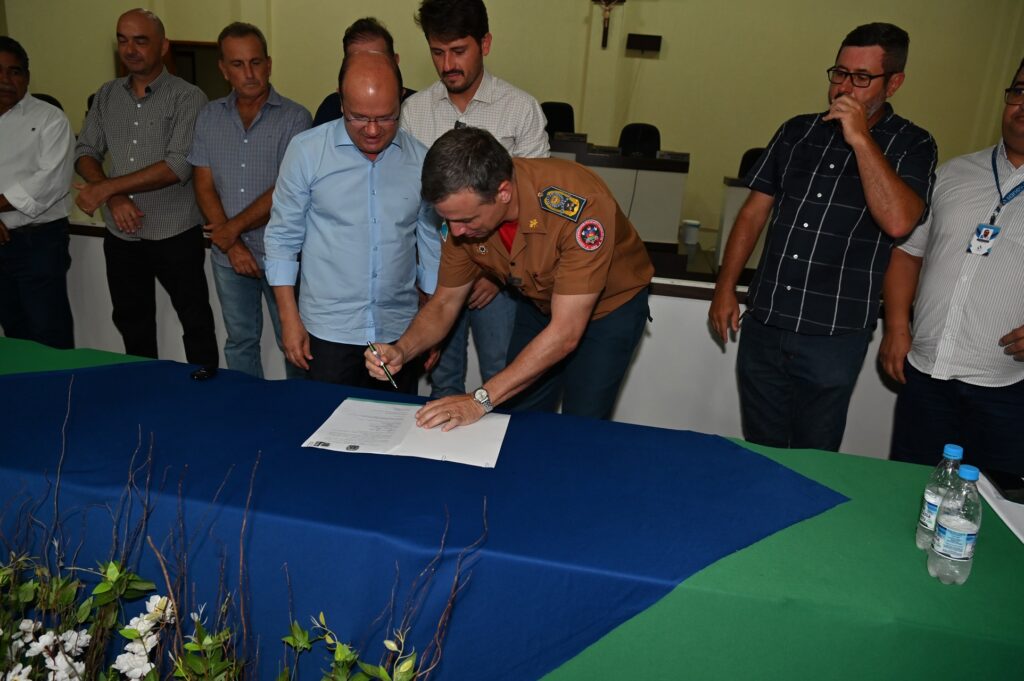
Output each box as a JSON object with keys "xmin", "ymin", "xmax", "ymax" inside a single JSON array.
[{"xmin": 367, "ymin": 341, "xmax": 399, "ymax": 390}]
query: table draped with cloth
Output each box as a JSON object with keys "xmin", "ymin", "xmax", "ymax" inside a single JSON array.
[{"xmin": 0, "ymin": 338, "xmax": 1021, "ymax": 680}]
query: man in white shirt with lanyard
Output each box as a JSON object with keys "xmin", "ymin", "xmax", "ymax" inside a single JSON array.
[
  {"xmin": 401, "ymin": 0, "xmax": 549, "ymax": 401},
  {"xmin": 880, "ymin": 58, "xmax": 1024, "ymax": 476},
  {"xmin": 0, "ymin": 37, "xmax": 75, "ymax": 349}
]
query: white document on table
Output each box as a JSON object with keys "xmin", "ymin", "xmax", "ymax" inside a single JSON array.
[
  {"xmin": 302, "ymin": 398, "xmax": 508, "ymax": 468},
  {"xmin": 978, "ymin": 474, "xmax": 1024, "ymax": 545}
]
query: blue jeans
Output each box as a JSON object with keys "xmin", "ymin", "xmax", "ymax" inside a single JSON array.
[
  {"xmin": 0, "ymin": 218, "xmax": 73, "ymax": 349},
  {"xmin": 736, "ymin": 317, "xmax": 871, "ymax": 451},
  {"xmin": 429, "ymin": 287, "xmax": 517, "ymax": 397},
  {"xmin": 503, "ymin": 289, "xmax": 649, "ymax": 419},
  {"xmin": 891, "ymin": 362, "xmax": 1024, "ymax": 475},
  {"xmin": 211, "ymin": 263, "xmax": 303, "ymax": 379}
]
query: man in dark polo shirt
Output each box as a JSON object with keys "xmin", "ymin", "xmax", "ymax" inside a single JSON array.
[
  {"xmin": 708, "ymin": 22, "xmax": 937, "ymax": 451},
  {"xmin": 365, "ymin": 126, "xmax": 653, "ymax": 430}
]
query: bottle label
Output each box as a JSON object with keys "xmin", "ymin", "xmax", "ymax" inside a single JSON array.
[
  {"xmin": 932, "ymin": 521, "xmax": 978, "ymax": 561},
  {"xmin": 918, "ymin": 490, "xmax": 943, "ymax": 530}
]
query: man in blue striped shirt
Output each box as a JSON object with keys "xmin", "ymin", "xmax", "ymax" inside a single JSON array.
[
  {"xmin": 709, "ymin": 23, "xmax": 937, "ymax": 451},
  {"xmin": 188, "ymin": 22, "xmax": 311, "ymax": 379},
  {"xmin": 264, "ymin": 51, "xmax": 441, "ymax": 391}
]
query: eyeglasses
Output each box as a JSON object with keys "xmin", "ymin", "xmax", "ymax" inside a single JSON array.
[
  {"xmin": 1005, "ymin": 87, "xmax": 1024, "ymax": 105},
  {"xmin": 343, "ymin": 113, "xmax": 399, "ymax": 127},
  {"xmin": 826, "ymin": 67, "xmax": 890, "ymax": 88}
]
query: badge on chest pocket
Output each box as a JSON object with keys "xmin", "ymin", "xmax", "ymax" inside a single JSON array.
[{"xmin": 967, "ymin": 224, "xmax": 1000, "ymax": 256}]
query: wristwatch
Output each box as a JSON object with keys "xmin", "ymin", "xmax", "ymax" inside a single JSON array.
[{"xmin": 472, "ymin": 387, "xmax": 494, "ymax": 413}]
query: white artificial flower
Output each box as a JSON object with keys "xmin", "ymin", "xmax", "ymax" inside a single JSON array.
[
  {"xmin": 8, "ymin": 638, "xmax": 25, "ymax": 658},
  {"xmin": 126, "ymin": 614, "xmax": 155, "ymax": 637},
  {"xmin": 25, "ymin": 630, "xmax": 56, "ymax": 658},
  {"xmin": 18, "ymin": 619, "xmax": 40, "ymax": 643},
  {"xmin": 5, "ymin": 663, "xmax": 33, "ymax": 681},
  {"xmin": 124, "ymin": 631, "xmax": 160, "ymax": 656},
  {"xmin": 145, "ymin": 595, "xmax": 175, "ymax": 624},
  {"xmin": 112, "ymin": 651, "xmax": 154, "ymax": 680},
  {"xmin": 59, "ymin": 629, "xmax": 91, "ymax": 657},
  {"xmin": 43, "ymin": 649, "xmax": 85, "ymax": 680}
]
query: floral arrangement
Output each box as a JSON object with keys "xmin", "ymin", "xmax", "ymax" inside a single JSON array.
[
  {"xmin": 2, "ymin": 462, "xmax": 481, "ymax": 680},
  {"xmin": 1, "ymin": 379, "xmax": 483, "ymax": 680}
]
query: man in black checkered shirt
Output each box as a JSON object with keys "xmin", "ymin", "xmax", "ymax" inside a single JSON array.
[{"xmin": 709, "ymin": 23, "xmax": 937, "ymax": 451}]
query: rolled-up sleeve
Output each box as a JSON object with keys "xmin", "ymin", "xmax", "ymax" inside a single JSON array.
[
  {"xmin": 264, "ymin": 136, "xmax": 310, "ymax": 286},
  {"xmin": 74, "ymin": 89, "xmax": 108, "ymax": 165},
  {"xmin": 165, "ymin": 88, "xmax": 207, "ymax": 182},
  {"xmin": 415, "ymin": 202, "xmax": 442, "ymax": 294},
  {"xmin": 3, "ymin": 111, "xmax": 74, "ymax": 227}
]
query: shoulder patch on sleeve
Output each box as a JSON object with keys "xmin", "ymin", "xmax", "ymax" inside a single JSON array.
[
  {"xmin": 575, "ymin": 219, "xmax": 605, "ymax": 252},
  {"xmin": 538, "ymin": 186, "xmax": 588, "ymax": 223}
]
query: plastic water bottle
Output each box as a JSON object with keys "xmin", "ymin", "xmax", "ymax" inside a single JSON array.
[
  {"xmin": 915, "ymin": 444, "xmax": 963, "ymax": 549},
  {"xmin": 928, "ymin": 464, "xmax": 982, "ymax": 585}
]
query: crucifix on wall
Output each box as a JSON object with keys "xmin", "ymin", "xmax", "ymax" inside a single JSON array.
[{"xmin": 593, "ymin": 0, "xmax": 626, "ymax": 49}]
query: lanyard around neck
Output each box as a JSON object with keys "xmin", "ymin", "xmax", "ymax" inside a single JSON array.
[{"xmin": 989, "ymin": 146, "xmax": 1024, "ymax": 224}]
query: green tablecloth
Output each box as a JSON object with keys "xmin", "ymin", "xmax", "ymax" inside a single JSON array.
[{"xmin": 3, "ymin": 338, "xmax": 1021, "ymax": 679}]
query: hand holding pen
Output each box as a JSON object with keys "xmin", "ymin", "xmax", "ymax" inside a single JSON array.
[{"xmin": 365, "ymin": 341, "xmax": 400, "ymax": 389}]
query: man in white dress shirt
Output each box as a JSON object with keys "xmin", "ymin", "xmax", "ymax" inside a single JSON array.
[
  {"xmin": 880, "ymin": 58, "xmax": 1024, "ymax": 475},
  {"xmin": 0, "ymin": 36, "xmax": 75, "ymax": 349},
  {"xmin": 401, "ymin": 0, "xmax": 549, "ymax": 400}
]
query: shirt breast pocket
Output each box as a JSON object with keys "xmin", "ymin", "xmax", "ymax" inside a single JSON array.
[{"xmin": 148, "ymin": 113, "xmax": 173, "ymax": 141}]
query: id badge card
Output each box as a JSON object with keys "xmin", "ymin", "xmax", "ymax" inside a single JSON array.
[{"xmin": 967, "ymin": 224, "xmax": 1001, "ymax": 256}]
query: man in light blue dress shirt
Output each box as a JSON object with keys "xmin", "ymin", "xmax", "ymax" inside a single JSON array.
[
  {"xmin": 264, "ymin": 51, "xmax": 441, "ymax": 390},
  {"xmin": 188, "ymin": 22, "xmax": 311, "ymax": 379}
]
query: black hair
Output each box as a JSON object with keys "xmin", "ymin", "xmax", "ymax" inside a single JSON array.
[
  {"xmin": 342, "ymin": 17, "xmax": 396, "ymax": 55},
  {"xmin": 839, "ymin": 23, "xmax": 909, "ymax": 74},
  {"xmin": 0, "ymin": 36, "xmax": 29, "ymax": 72},
  {"xmin": 421, "ymin": 127, "xmax": 512, "ymax": 204},
  {"xmin": 415, "ymin": 0, "xmax": 489, "ymax": 44}
]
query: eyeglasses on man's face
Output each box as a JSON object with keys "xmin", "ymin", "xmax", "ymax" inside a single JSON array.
[
  {"xmin": 1004, "ymin": 87, "xmax": 1024, "ymax": 106},
  {"xmin": 343, "ymin": 113, "xmax": 400, "ymax": 127},
  {"xmin": 826, "ymin": 67, "xmax": 889, "ymax": 88}
]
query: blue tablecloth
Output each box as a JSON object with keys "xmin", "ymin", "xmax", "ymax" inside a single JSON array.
[{"xmin": 0, "ymin": 361, "xmax": 846, "ymax": 679}]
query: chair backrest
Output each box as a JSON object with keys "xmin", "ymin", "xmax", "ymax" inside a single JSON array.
[
  {"xmin": 32, "ymin": 93, "xmax": 64, "ymax": 111},
  {"xmin": 738, "ymin": 147, "xmax": 766, "ymax": 179},
  {"xmin": 618, "ymin": 122, "xmax": 660, "ymax": 158},
  {"xmin": 541, "ymin": 101, "xmax": 575, "ymax": 135}
]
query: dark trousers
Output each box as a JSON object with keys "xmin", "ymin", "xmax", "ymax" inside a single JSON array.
[
  {"xmin": 103, "ymin": 227, "xmax": 218, "ymax": 366},
  {"xmin": 307, "ymin": 334, "xmax": 419, "ymax": 394},
  {"xmin": 891, "ymin": 362, "xmax": 1024, "ymax": 475},
  {"xmin": 736, "ymin": 316, "xmax": 871, "ymax": 451},
  {"xmin": 502, "ymin": 289, "xmax": 649, "ymax": 419},
  {"xmin": 0, "ymin": 218, "xmax": 74, "ymax": 349}
]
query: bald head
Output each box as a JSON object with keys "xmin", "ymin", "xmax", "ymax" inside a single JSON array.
[
  {"xmin": 119, "ymin": 8, "xmax": 165, "ymax": 40},
  {"xmin": 339, "ymin": 50, "xmax": 401, "ymax": 103},
  {"xmin": 116, "ymin": 8, "xmax": 168, "ymax": 81},
  {"xmin": 339, "ymin": 51, "xmax": 402, "ymax": 159}
]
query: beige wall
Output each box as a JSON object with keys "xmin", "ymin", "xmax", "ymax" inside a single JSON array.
[{"xmin": 7, "ymin": 0, "xmax": 1024, "ymax": 232}]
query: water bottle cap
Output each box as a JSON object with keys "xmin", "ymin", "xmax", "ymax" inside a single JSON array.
[
  {"xmin": 958, "ymin": 465, "xmax": 980, "ymax": 481},
  {"xmin": 942, "ymin": 444, "xmax": 964, "ymax": 460}
]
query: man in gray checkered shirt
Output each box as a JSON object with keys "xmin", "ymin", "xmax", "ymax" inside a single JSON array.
[{"xmin": 74, "ymin": 8, "xmax": 218, "ymax": 374}]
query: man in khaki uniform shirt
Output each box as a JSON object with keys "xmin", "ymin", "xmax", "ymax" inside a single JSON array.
[{"xmin": 366, "ymin": 127, "xmax": 652, "ymax": 430}]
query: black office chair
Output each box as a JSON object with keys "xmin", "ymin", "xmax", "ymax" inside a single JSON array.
[
  {"xmin": 618, "ymin": 123, "xmax": 660, "ymax": 158},
  {"xmin": 541, "ymin": 101, "xmax": 575, "ymax": 135},
  {"xmin": 738, "ymin": 147, "xmax": 766, "ymax": 179},
  {"xmin": 32, "ymin": 93, "xmax": 63, "ymax": 111}
]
